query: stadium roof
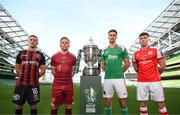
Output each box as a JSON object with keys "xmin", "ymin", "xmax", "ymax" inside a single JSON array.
[
  {"xmin": 0, "ymin": 4, "xmax": 51, "ymax": 69},
  {"xmin": 129, "ymin": 0, "xmax": 180, "ymax": 57}
]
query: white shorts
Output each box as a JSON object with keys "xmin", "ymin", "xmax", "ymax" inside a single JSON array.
[
  {"xmin": 103, "ymin": 79, "xmax": 128, "ymax": 98},
  {"xmin": 137, "ymin": 82, "xmax": 165, "ymax": 101}
]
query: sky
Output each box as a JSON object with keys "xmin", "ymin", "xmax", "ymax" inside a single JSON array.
[{"xmin": 1, "ymin": 0, "xmax": 173, "ymax": 57}]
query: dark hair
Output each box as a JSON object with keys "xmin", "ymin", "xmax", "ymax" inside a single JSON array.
[
  {"xmin": 139, "ymin": 32, "xmax": 149, "ymax": 37},
  {"xmin": 60, "ymin": 36, "xmax": 70, "ymax": 42},
  {"xmin": 108, "ymin": 29, "xmax": 118, "ymax": 34},
  {"xmin": 28, "ymin": 35, "xmax": 38, "ymax": 39}
]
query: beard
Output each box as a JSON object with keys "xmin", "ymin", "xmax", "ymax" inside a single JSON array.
[
  {"xmin": 62, "ymin": 48, "xmax": 68, "ymax": 51},
  {"xmin": 110, "ymin": 40, "xmax": 115, "ymax": 44},
  {"xmin": 141, "ymin": 42, "xmax": 148, "ymax": 46},
  {"xmin": 30, "ymin": 46, "xmax": 36, "ymax": 48}
]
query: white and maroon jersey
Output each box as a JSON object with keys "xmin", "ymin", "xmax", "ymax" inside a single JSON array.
[{"xmin": 132, "ymin": 46, "xmax": 164, "ymax": 82}]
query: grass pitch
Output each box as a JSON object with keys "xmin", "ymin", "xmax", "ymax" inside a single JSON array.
[{"xmin": 0, "ymin": 84, "xmax": 180, "ymax": 114}]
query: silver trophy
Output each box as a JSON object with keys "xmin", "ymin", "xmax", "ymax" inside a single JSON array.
[
  {"xmin": 75, "ymin": 38, "xmax": 102, "ymax": 76},
  {"xmin": 74, "ymin": 38, "xmax": 102, "ymax": 114},
  {"xmin": 83, "ymin": 39, "xmax": 99, "ymax": 76}
]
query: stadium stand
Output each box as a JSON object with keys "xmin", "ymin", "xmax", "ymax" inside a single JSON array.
[
  {"xmin": 129, "ymin": 0, "xmax": 180, "ymax": 57},
  {"xmin": 0, "ymin": 3, "xmax": 51, "ymax": 81},
  {"xmin": 127, "ymin": 0, "xmax": 180, "ymax": 80},
  {"xmin": 162, "ymin": 53, "xmax": 180, "ymax": 79},
  {"xmin": 0, "ymin": 57, "xmax": 16, "ymax": 79}
]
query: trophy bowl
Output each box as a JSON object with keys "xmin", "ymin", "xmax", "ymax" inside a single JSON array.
[
  {"xmin": 83, "ymin": 66, "xmax": 99, "ymax": 76},
  {"xmin": 83, "ymin": 44, "xmax": 99, "ymax": 66}
]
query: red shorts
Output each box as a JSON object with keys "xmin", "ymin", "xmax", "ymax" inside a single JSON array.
[{"xmin": 51, "ymin": 84, "xmax": 73, "ymax": 107}]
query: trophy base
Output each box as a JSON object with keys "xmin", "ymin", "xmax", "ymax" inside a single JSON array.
[
  {"xmin": 83, "ymin": 66, "xmax": 99, "ymax": 76},
  {"xmin": 80, "ymin": 76, "xmax": 102, "ymax": 115}
]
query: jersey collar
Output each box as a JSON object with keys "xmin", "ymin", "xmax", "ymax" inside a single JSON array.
[
  {"xmin": 108, "ymin": 44, "xmax": 118, "ymax": 48},
  {"xmin": 140, "ymin": 46, "xmax": 150, "ymax": 51}
]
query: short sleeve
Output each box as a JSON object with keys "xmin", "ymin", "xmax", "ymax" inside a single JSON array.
[
  {"xmin": 122, "ymin": 47, "xmax": 129, "ymax": 60},
  {"xmin": 39, "ymin": 53, "xmax": 46, "ymax": 65},
  {"xmin": 16, "ymin": 52, "xmax": 21, "ymax": 64},
  {"xmin": 51, "ymin": 56, "xmax": 55, "ymax": 67},
  {"xmin": 100, "ymin": 50, "xmax": 105, "ymax": 62},
  {"xmin": 132, "ymin": 53, "xmax": 136, "ymax": 63},
  {"xmin": 157, "ymin": 49, "xmax": 164, "ymax": 60},
  {"xmin": 72, "ymin": 55, "xmax": 77, "ymax": 66}
]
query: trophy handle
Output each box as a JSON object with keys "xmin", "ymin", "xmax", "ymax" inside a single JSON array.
[
  {"xmin": 74, "ymin": 49, "xmax": 82, "ymax": 74},
  {"xmin": 97, "ymin": 49, "xmax": 103, "ymax": 74}
]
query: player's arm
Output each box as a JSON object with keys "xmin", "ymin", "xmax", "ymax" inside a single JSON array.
[
  {"xmin": 72, "ymin": 56, "xmax": 77, "ymax": 76},
  {"xmin": 100, "ymin": 49, "xmax": 105, "ymax": 71},
  {"xmin": 50, "ymin": 56, "xmax": 56, "ymax": 77},
  {"xmin": 132, "ymin": 62, "xmax": 138, "ymax": 72},
  {"xmin": 123, "ymin": 58, "xmax": 130, "ymax": 72},
  {"xmin": 39, "ymin": 53, "xmax": 46, "ymax": 78},
  {"xmin": 72, "ymin": 66, "xmax": 75, "ymax": 76},
  {"xmin": 15, "ymin": 64, "xmax": 21, "ymax": 77},
  {"xmin": 51, "ymin": 66, "xmax": 55, "ymax": 77},
  {"xmin": 101, "ymin": 61, "xmax": 106, "ymax": 71},
  {"xmin": 158, "ymin": 58, "xmax": 166, "ymax": 74},
  {"xmin": 39, "ymin": 64, "xmax": 46, "ymax": 77},
  {"xmin": 132, "ymin": 53, "xmax": 138, "ymax": 72},
  {"xmin": 122, "ymin": 47, "xmax": 130, "ymax": 72},
  {"xmin": 157, "ymin": 49, "xmax": 166, "ymax": 74},
  {"xmin": 15, "ymin": 52, "xmax": 21, "ymax": 77}
]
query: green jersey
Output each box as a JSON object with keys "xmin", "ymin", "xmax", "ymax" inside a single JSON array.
[{"xmin": 101, "ymin": 44, "xmax": 129, "ymax": 79}]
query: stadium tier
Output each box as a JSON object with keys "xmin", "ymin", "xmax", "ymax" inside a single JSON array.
[
  {"xmin": 0, "ymin": 57, "xmax": 16, "ymax": 79},
  {"xmin": 0, "ymin": 3, "xmax": 51, "ymax": 80},
  {"xmin": 127, "ymin": 0, "xmax": 180, "ymax": 80},
  {"xmin": 161, "ymin": 53, "xmax": 180, "ymax": 79}
]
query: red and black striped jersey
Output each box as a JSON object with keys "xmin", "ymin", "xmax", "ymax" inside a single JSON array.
[{"xmin": 16, "ymin": 50, "xmax": 46, "ymax": 86}]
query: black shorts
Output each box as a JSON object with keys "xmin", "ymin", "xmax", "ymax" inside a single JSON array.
[{"xmin": 12, "ymin": 85, "xmax": 40, "ymax": 105}]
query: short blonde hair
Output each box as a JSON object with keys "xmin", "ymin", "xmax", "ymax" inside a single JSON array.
[
  {"xmin": 28, "ymin": 35, "xmax": 38, "ymax": 39},
  {"xmin": 60, "ymin": 36, "xmax": 70, "ymax": 43}
]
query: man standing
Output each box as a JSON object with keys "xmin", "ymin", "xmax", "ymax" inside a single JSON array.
[
  {"xmin": 101, "ymin": 29, "xmax": 130, "ymax": 115},
  {"xmin": 12, "ymin": 35, "xmax": 46, "ymax": 115},
  {"xmin": 50, "ymin": 37, "xmax": 76, "ymax": 115},
  {"xmin": 132, "ymin": 32, "xmax": 168, "ymax": 115}
]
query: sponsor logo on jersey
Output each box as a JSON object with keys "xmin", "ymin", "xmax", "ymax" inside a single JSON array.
[
  {"xmin": 108, "ymin": 55, "xmax": 118, "ymax": 60},
  {"xmin": 148, "ymin": 51, "xmax": 153, "ymax": 55},
  {"xmin": 141, "ymin": 55, "xmax": 148, "ymax": 61},
  {"xmin": 22, "ymin": 61, "xmax": 39, "ymax": 65},
  {"xmin": 22, "ymin": 55, "xmax": 27, "ymax": 57},
  {"xmin": 139, "ymin": 60, "xmax": 152, "ymax": 64}
]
